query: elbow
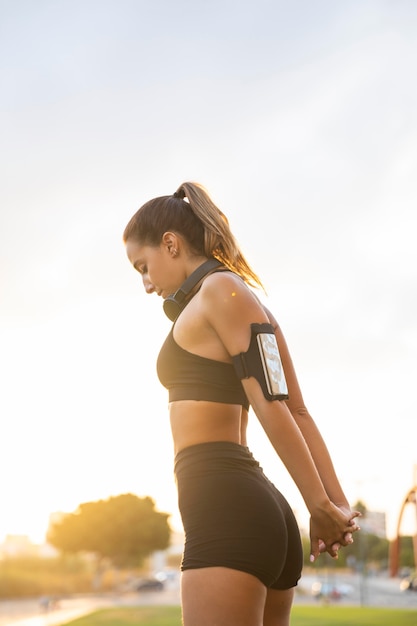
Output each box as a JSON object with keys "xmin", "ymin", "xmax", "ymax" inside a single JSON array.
[{"xmin": 289, "ymin": 405, "xmax": 313, "ymax": 424}]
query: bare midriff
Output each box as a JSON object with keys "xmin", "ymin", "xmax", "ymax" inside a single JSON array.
[{"xmin": 169, "ymin": 400, "xmax": 247, "ymax": 454}]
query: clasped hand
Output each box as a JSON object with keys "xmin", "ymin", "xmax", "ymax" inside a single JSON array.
[{"xmin": 309, "ymin": 504, "xmax": 361, "ymax": 563}]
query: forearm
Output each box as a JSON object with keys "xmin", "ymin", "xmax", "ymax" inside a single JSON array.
[
  {"xmin": 291, "ymin": 408, "xmax": 350, "ymax": 507},
  {"xmin": 262, "ymin": 310, "xmax": 350, "ymax": 506},
  {"xmin": 246, "ymin": 382, "xmax": 331, "ymax": 513},
  {"xmin": 266, "ymin": 421, "xmax": 330, "ymax": 514}
]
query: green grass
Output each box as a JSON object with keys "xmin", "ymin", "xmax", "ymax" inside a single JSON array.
[
  {"xmin": 61, "ymin": 606, "xmax": 182, "ymax": 625},
  {"xmin": 292, "ymin": 606, "xmax": 417, "ymax": 625},
  {"xmin": 61, "ymin": 605, "xmax": 417, "ymax": 626}
]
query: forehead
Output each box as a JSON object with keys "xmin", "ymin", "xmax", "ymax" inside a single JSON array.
[
  {"xmin": 125, "ymin": 240, "xmax": 159, "ymax": 265},
  {"xmin": 125, "ymin": 239, "xmax": 143, "ymax": 261}
]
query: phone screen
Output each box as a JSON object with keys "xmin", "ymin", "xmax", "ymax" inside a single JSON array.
[{"xmin": 256, "ymin": 333, "xmax": 288, "ymax": 398}]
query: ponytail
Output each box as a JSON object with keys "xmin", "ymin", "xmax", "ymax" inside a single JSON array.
[
  {"xmin": 123, "ymin": 182, "xmax": 264, "ymax": 290},
  {"xmin": 176, "ymin": 182, "xmax": 264, "ymax": 290}
]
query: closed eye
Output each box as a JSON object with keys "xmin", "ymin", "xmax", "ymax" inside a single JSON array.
[{"xmin": 134, "ymin": 263, "xmax": 147, "ymax": 275}]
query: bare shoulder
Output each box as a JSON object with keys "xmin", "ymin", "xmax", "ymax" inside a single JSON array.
[
  {"xmin": 201, "ymin": 272, "xmax": 282, "ymax": 330},
  {"xmin": 200, "ymin": 270, "xmax": 259, "ymax": 310},
  {"xmin": 199, "ymin": 271, "xmax": 268, "ymax": 354}
]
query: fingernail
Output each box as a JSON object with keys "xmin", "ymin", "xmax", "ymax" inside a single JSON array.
[{"xmin": 310, "ymin": 555, "xmax": 315, "ymax": 563}]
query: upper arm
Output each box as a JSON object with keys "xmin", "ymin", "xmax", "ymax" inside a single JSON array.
[
  {"xmin": 261, "ymin": 305, "xmax": 309, "ymax": 417},
  {"xmin": 200, "ymin": 275, "xmax": 288, "ymax": 410},
  {"xmin": 200, "ymin": 274, "xmax": 309, "ymax": 418}
]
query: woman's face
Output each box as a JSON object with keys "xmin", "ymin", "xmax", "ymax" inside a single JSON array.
[{"xmin": 125, "ymin": 238, "xmax": 182, "ymax": 298}]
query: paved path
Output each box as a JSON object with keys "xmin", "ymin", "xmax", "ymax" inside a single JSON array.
[
  {"xmin": 0, "ymin": 590, "xmax": 181, "ymax": 626},
  {"xmin": 0, "ymin": 596, "xmax": 114, "ymax": 626}
]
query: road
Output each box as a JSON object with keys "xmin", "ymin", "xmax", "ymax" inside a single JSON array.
[
  {"xmin": 0, "ymin": 574, "xmax": 415, "ymax": 625},
  {"xmin": 297, "ymin": 572, "xmax": 417, "ymax": 610}
]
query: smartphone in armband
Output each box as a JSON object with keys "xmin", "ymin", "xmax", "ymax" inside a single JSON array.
[{"xmin": 256, "ymin": 333, "xmax": 289, "ymax": 398}]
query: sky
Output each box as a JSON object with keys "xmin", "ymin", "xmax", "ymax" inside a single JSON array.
[{"xmin": 1, "ymin": 0, "xmax": 416, "ymax": 545}]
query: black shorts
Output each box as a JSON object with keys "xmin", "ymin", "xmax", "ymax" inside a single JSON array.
[{"xmin": 174, "ymin": 441, "xmax": 303, "ymax": 589}]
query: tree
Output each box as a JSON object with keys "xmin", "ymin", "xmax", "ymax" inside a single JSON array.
[
  {"xmin": 47, "ymin": 493, "xmax": 171, "ymax": 568},
  {"xmin": 353, "ymin": 500, "xmax": 368, "ymax": 517},
  {"xmin": 398, "ymin": 536, "xmax": 416, "ymax": 569}
]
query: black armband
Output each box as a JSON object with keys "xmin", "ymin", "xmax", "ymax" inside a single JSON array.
[{"xmin": 232, "ymin": 323, "xmax": 289, "ymax": 401}]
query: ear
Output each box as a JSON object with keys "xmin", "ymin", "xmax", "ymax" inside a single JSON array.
[{"xmin": 161, "ymin": 231, "xmax": 180, "ymax": 257}]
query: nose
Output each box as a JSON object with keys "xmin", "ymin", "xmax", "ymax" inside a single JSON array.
[{"xmin": 142, "ymin": 275, "xmax": 155, "ymax": 294}]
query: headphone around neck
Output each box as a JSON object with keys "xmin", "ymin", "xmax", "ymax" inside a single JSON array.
[{"xmin": 163, "ymin": 258, "xmax": 223, "ymax": 321}]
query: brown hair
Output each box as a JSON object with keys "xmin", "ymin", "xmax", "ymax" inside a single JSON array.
[{"xmin": 123, "ymin": 182, "xmax": 264, "ymax": 289}]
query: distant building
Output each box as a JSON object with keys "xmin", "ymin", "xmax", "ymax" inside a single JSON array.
[
  {"xmin": 0, "ymin": 534, "xmax": 58, "ymax": 559},
  {"xmin": 0, "ymin": 534, "xmax": 36, "ymax": 557},
  {"xmin": 361, "ymin": 510, "xmax": 386, "ymax": 538}
]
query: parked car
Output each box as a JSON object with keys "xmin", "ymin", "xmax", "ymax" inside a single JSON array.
[
  {"xmin": 400, "ymin": 574, "xmax": 417, "ymax": 591},
  {"xmin": 136, "ymin": 578, "xmax": 165, "ymax": 592},
  {"xmin": 311, "ymin": 581, "xmax": 353, "ymax": 600}
]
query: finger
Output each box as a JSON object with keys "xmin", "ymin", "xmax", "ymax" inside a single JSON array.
[
  {"xmin": 348, "ymin": 522, "xmax": 361, "ymax": 533},
  {"xmin": 327, "ymin": 543, "xmax": 339, "ymax": 559},
  {"xmin": 318, "ymin": 540, "xmax": 326, "ymax": 553},
  {"xmin": 350, "ymin": 511, "xmax": 362, "ymax": 522},
  {"xmin": 310, "ymin": 538, "xmax": 320, "ymax": 563},
  {"xmin": 339, "ymin": 531, "xmax": 355, "ymax": 547},
  {"xmin": 345, "ymin": 518, "xmax": 361, "ymax": 533}
]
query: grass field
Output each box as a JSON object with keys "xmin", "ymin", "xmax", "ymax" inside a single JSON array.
[{"xmin": 61, "ymin": 605, "xmax": 417, "ymax": 626}]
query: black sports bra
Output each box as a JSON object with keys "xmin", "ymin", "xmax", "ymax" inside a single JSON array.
[{"xmin": 157, "ymin": 326, "xmax": 249, "ymax": 410}]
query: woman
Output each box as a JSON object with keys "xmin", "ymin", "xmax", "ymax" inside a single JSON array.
[{"xmin": 123, "ymin": 182, "xmax": 360, "ymax": 626}]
